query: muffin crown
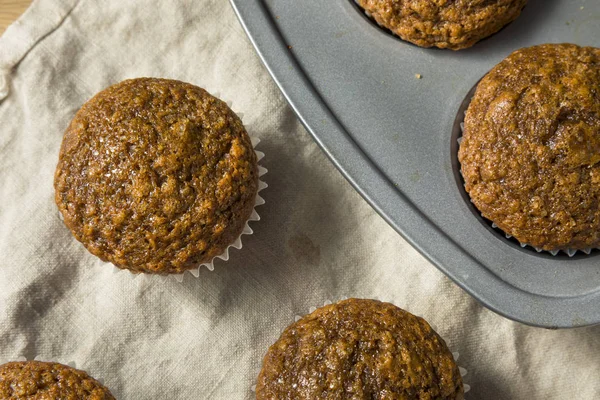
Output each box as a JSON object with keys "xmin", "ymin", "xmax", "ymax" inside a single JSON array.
[
  {"xmin": 459, "ymin": 44, "xmax": 600, "ymax": 250},
  {"xmin": 357, "ymin": 0, "xmax": 528, "ymax": 50},
  {"xmin": 256, "ymin": 298, "xmax": 463, "ymax": 399},
  {"xmin": 54, "ymin": 78, "xmax": 258, "ymax": 273},
  {"xmin": 0, "ymin": 361, "xmax": 114, "ymax": 399}
]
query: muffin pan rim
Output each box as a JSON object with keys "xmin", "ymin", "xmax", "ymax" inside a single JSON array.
[{"xmin": 230, "ymin": 0, "xmax": 600, "ymax": 328}]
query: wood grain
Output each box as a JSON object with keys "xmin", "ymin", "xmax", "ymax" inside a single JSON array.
[{"xmin": 0, "ymin": 0, "xmax": 33, "ymax": 35}]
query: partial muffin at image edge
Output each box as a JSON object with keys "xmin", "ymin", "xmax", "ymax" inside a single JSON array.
[
  {"xmin": 54, "ymin": 78, "xmax": 259, "ymax": 274},
  {"xmin": 0, "ymin": 361, "xmax": 114, "ymax": 399},
  {"xmin": 356, "ymin": 0, "xmax": 528, "ymax": 50},
  {"xmin": 459, "ymin": 43, "xmax": 600, "ymax": 252},
  {"xmin": 256, "ymin": 298, "xmax": 464, "ymax": 400}
]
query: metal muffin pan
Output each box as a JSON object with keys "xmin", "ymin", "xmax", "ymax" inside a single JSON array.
[{"xmin": 230, "ymin": 0, "xmax": 600, "ymax": 328}]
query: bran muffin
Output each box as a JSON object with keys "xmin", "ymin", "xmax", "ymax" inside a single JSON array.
[
  {"xmin": 55, "ymin": 78, "xmax": 259, "ymax": 274},
  {"xmin": 356, "ymin": 0, "xmax": 527, "ymax": 50},
  {"xmin": 459, "ymin": 44, "xmax": 600, "ymax": 252},
  {"xmin": 256, "ymin": 298, "xmax": 463, "ymax": 399},
  {"xmin": 0, "ymin": 361, "xmax": 114, "ymax": 399}
]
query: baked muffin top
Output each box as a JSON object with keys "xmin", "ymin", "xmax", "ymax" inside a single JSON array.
[
  {"xmin": 256, "ymin": 298, "xmax": 463, "ymax": 399},
  {"xmin": 459, "ymin": 44, "xmax": 600, "ymax": 251},
  {"xmin": 356, "ymin": 0, "xmax": 527, "ymax": 50},
  {"xmin": 0, "ymin": 361, "xmax": 114, "ymax": 399},
  {"xmin": 55, "ymin": 78, "xmax": 258, "ymax": 274}
]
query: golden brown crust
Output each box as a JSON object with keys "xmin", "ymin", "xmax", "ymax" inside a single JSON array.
[
  {"xmin": 256, "ymin": 299, "xmax": 463, "ymax": 400},
  {"xmin": 0, "ymin": 361, "xmax": 114, "ymax": 399},
  {"xmin": 459, "ymin": 44, "xmax": 600, "ymax": 251},
  {"xmin": 54, "ymin": 78, "xmax": 258, "ymax": 274},
  {"xmin": 356, "ymin": 0, "xmax": 527, "ymax": 50}
]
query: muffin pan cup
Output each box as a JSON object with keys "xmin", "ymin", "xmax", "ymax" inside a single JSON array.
[
  {"xmin": 231, "ymin": 0, "xmax": 600, "ymax": 328},
  {"xmin": 456, "ymin": 100, "xmax": 600, "ymax": 258}
]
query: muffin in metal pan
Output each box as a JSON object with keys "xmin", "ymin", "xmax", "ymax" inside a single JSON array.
[
  {"xmin": 459, "ymin": 44, "xmax": 600, "ymax": 252},
  {"xmin": 356, "ymin": 0, "xmax": 528, "ymax": 50}
]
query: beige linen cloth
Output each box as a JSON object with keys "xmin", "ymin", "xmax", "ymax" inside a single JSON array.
[{"xmin": 0, "ymin": 1, "xmax": 599, "ymax": 399}]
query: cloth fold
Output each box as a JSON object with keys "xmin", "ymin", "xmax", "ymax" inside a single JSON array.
[
  {"xmin": 0, "ymin": 0, "xmax": 79, "ymax": 101},
  {"xmin": 0, "ymin": 1, "xmax": 599, "ymax": 399}
]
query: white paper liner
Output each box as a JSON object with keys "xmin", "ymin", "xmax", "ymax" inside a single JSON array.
[
  {"xmin": 457, "ymin": 110, "xmax": 597, "ymax": 258},
  {"xmin": 252, "ymin": 298, "xmax": 470, "ymax": 397}
]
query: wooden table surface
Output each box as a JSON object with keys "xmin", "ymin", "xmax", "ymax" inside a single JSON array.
[{"xmin": 0, "ymin": 0, "xmax": 33, "ymax": 35}]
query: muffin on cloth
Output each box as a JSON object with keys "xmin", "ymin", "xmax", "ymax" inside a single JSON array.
[
  {"xmin": 356, "ymin": 0, "xmax": 527, "ymax": 50},
  {"xmin": 459, "ymin": 44, "xmax": 600, "ymax": 252},
  {"xmin": 0, "ymin": 361, "xmax": 114, "ymax": 399},
  {"xmin": 55, "ymin": 78, "xmax": 259, "ymax": 274},
  {"xmin": 256, "ymin": 298, "xmax": 463, "ymax": 399}
]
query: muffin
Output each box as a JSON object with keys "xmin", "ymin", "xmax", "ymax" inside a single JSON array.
[
  {"xmin": 459, "ymin": 44, "xmax": 600, "ymax": 252},
  {"xmin": 256, "ymin": 298, "xmax": 463, "ymax": 399},
  {"xmin": 356, "ymin": 0, "xmax": 527, "ymax": 50},
  {"xmin": 55, "ymin": 78, "xmax": 259, "ymax": 274},
  {"xmin": 0, "ymin": 361, "xmax": 114, "ymax": 399}
]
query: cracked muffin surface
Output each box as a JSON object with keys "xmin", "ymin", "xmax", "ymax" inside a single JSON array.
[
  {"xmin": 459, "ymin": 44, "xmax": 600, "ymax": 251},
  {"xmin": 256, "ymin": 298, "xmax": 463, "ymax": 400},
  {"xmin": 55, "ymin": 78, "xmax": 258, "ymax": 274},
  {"xmin": 356, "ymin": 0, "xmax": 527, "ymax": 50},
  {"xmin": 0, "ymin": 361, "xmax": 114, "ymax": 399}
]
